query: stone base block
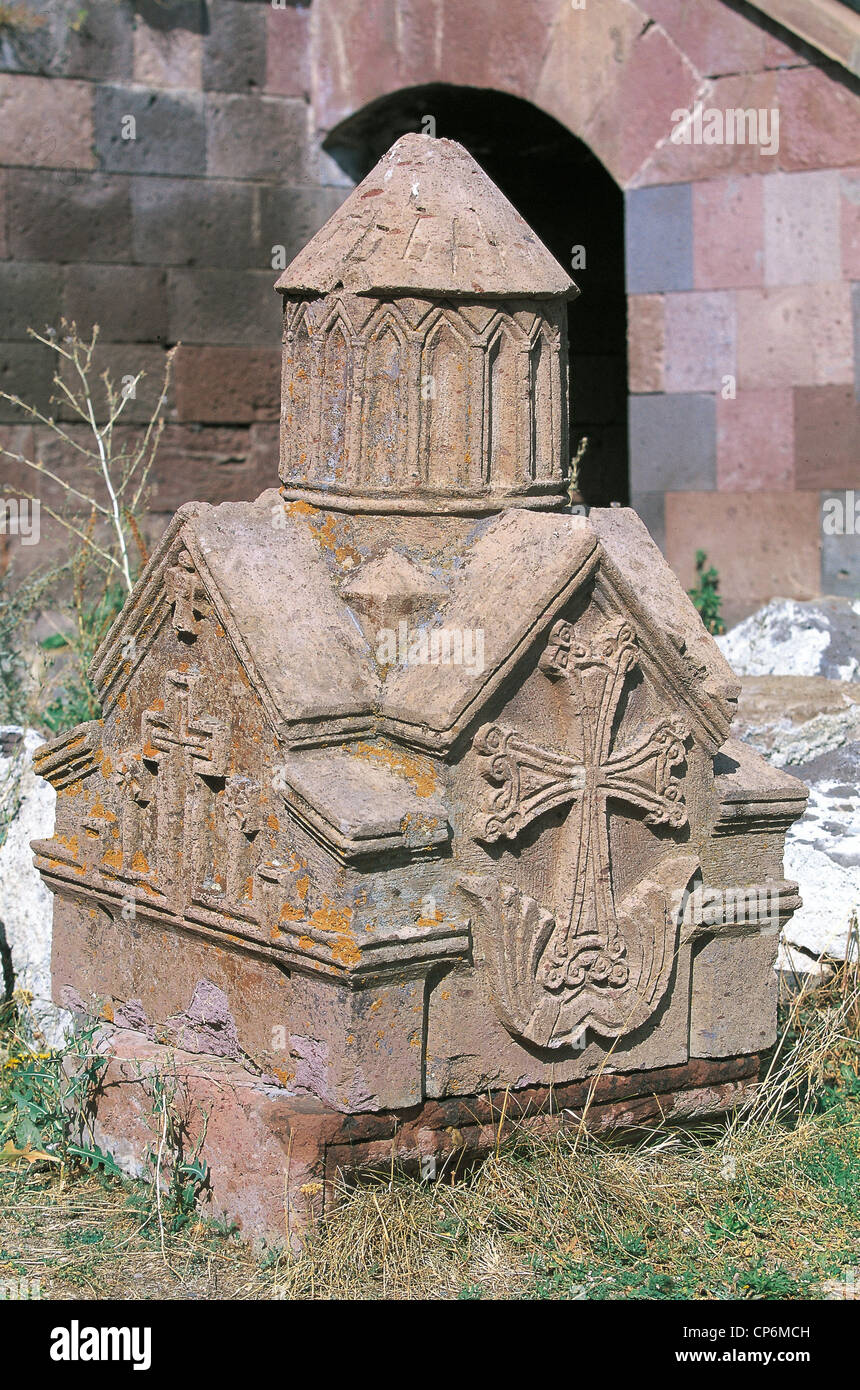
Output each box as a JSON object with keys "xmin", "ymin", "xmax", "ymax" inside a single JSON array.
[{"xmin": 84, "ymin": 1028, "xmax": 766, "ymax": 1245}]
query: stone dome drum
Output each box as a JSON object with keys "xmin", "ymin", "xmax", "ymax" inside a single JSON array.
[{"xmin": 275, "ymin": 134, "xmax": 579, "ymax": 514}]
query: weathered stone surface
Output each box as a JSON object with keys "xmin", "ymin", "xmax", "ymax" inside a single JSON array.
[
  {"xmin": 693, "ymin": 175, "xmax": 764, "ymax": 291},
  {"xmin": 793, "ymin": 385, "xmax": 860, "ymax": 490},
  {"xmin": 734, "ymin": 676, "xmax": 860, "ymax": 766},
  {"xmin": 776, "ymin": 66, "xmax": 860, "ymax": 173},
  {"xmin": 86, "ymin": 1026, "xmax": 765, "ymax": 1241},
  {"xmin": 690, "ymin": 933, "xmax": 778, "ymax": 1059},
  {"xmin": 821, "ymin": 493, "xmax": 860, "ymax": 598},
  {"xmin": 202, "ymin": 0, "xmax": 267, "ymax": 94},
  {"xmin": 764, "ymin": 170, "xmax": 842, "ymax": 287},
  {"xmin": 629, "ymin": 392, "xmax": 716, "ymax": 492},
  {"xmin": 167, "ymin": 268, "xmax": 282, "ymax": 346},
  {"xmin": 93, "ymin": 86, "xmax": 206, "ymax": 177},
  {"xmin": 276, "ymin": 133, "xmax": 574, "ymax": 300},
  {"xmin": 663, "ymin": 291, "xmax": 736, "ymax": 395},
  {"xmin": 62, "ymin": 265, "xmax": 168, "ymax": 343},
  {"xmin": 173, "ymin": 346, "xmax": 280, "ymax": 423},
  {"xmin": 5, "ymin": 170, "xmax": 132, "ymax": 263},
  {"xmin": 627, "ymin": 294, "xmax": 665, "ymax": 394},
  {"xmin": 265, "ymin": 3, "xmax": 310, "ymax": 99},
  {"xmin": 0, "ymin": 341, "xmax": 54, "ymax": 422},
  {"xmin": 133, "ymin": 21, "xmax": 202, "ymax": 90},
  {"xmin": 737, "ymin": 282, "xmax": 854, "ymax": 390},
  {"xmin": 717, "ymin": 389, "xmax": 794, "ymax": 492},
  {"xmin": 0, "ymin": 0, "xmax": 134, "ymax": 82},
  {"xmin": 0, "ymin": 74, "xmax": 95, "ymax": 169},
  {"xmin": 0, "ymin": 261, "xmax": 63, "ymax": 338},
  {"xmin": 205, "ymin": 93, "xmax": 308, "ymax": 182},
  {"xmin": 33, "ymin": 134, "xmax": 807, "ymax": 1236},
  {"xmin": 625, "ymin": 184, "xmax": 694, "ymax": 295},
  {"xmin": 0, "ymin": 729, "xmax": 70, "ymax": 1047}
]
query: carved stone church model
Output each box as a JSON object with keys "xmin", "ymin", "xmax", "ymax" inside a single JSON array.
[{"xmin": 33, "ymin": 135, "xmax": 807, "ymax": 1235}]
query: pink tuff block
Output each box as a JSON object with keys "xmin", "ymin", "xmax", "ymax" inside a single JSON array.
[
  {"xmin": 632, "ymin": 71, "xmax": 781, "ymax": 187},
  {"xmin": 763, "ymin": 170, "xmax": 841, "ymax": 286},
  {"xmin": 646, "ymin": 0, "xmax": 766, "ymax": 76},
  {"xmin": 266, "ymin": 4, "xmax": 310, "ymax": 99},
  {"xmin": 664, "ymin": 291, "xmax": 737, "ymax": 394},
  {"xmin": 737, "ymin": 283, "xmax": 854, "ymax": 390},
  {"xmin": 778, "ymin": 67, "xmax": 860, "ymax": 172},
  {"xmin": 693, "ymin": 176, "xmax": 764, "ymax": 289},
  {"xmin": 840, "ymin": 169, "xmax": 860, "ymax": 281},
  {"xmin": 628, "ymin": 294, "xmax": 665, "ymax": 395},
  {"xmin": 716, "ymin": 389, "xmax": 794, "ymax": 491},
  {"xmin": 583, "ymin": 24, "xmax": 700, "ymax": 187}
]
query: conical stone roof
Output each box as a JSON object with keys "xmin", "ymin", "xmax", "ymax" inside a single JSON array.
[{"xmin": 275, "ymin": 133, "xmax": 576, "ymax": 300}]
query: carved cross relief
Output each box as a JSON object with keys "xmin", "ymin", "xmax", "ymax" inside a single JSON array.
[
  {"xmin": 196, "ymin": 774, "xmax": 262, "ymax": 915},
  {"xmin": 138, "ymin": 668, "xmax": 230, "ymax": 899},
  {"xmin": 165, "ymin": 550, "xmax": 211, "ymax": 640},
  {"xmin": 467, "ymin": 616, "xmax": 695, "ymax": 1048}
]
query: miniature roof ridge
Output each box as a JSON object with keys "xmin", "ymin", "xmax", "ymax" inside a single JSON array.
[{"xmin": 274, "ymin": 133, "xmax": 577, "ymax": 300}]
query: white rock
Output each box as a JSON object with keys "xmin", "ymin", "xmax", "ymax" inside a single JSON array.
[
  {"xmin": 779, "ymin": 745, "xmax": 860, "ymax": 971},
  {"xmin": 716, "ymin": 597, "xmax": 860, "ymax": 682},
  {"xmin": 0, "ymin": 727, "xmax": 71, "ymax": 1047}
]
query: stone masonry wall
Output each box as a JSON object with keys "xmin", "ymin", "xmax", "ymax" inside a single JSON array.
[
  {"xmin": 1, "ymin": 0, "xmax": 859, "ymax": 623},
  {"xmin": 0, "ymin": 0, "xmax": 350, "ymax": 576}
]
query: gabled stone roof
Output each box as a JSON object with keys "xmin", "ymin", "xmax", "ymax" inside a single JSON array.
[
  {"xmin": 274, "ymin": 133, "xmax": 577, "ymax": 300},
  {"xmin": 90, "ymin": 494, "xmax": 741, "ymax": 757}
]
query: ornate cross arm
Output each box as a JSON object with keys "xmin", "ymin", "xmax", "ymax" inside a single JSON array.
[
  {"xmin": 473, "ymin": 723, "xmax": 585, "ymax": 843},
  {"xmin": 600, "ymin": 716, "xmax": 689, "ymax": 828}
]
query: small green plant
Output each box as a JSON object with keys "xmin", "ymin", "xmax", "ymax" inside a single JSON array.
[
  {"xmin": 0, "ymin": 1001, "xmax": 115, "ymax": 1175},
  {"xmin": 0, "ymin": 320, "xmax": 175, "ymax": 731},
  {"xmin": 140, "ymin": 1067, "xmax": 210, "ymax": 1246},
  {"xmin": 688, "ymin": 549, "xmax": 725, "ymax": 635}
]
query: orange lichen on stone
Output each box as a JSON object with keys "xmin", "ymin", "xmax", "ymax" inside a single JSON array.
[
  {"xmin": 101, "ymin": 756, "xmax": 113, "ymax": 779},
  {"xmin": 267, "ymin": 813, "xmax": 280, "ymax": 832},
  {"xmin": 131, "ymin": 851, "xmax": 150, "ymax": 874},
  {"xmin": 417, "ymin": 906, "xmax": 444, "ymax": 927},
  {"xmin": 279, "ymin": 903, "xmax": 303, "ymax": 922},
  {"xmin": 102, "ymin": 848, "xmax": 122, "ymax": 871},
  {"xmin": 117, "ymin": 692, "xmax": 127, "ymax": 710},
  {"xmin": 330, "ymin": 936, "xmax": 361, "ymax": 968},
  {"xmin": 298, "ymin": 934, "xmax": 315, "ymax": 952},
  {"xmin": 401, "ymin": 811, "xmax": 440, "ymax": 838},
  {"xmin": 353, "ymin": 741, "xmax": 437, "ymax": 797},
  {"xmin": 310, "ymin": 897, "xmax": 353, "ymax": 934}
]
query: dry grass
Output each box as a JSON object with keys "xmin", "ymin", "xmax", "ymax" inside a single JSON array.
[{"xmin": 2, "ymin": 955, "xmax": 859, "ymax": 1301}]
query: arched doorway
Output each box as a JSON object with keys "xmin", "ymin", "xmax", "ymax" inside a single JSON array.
[{"xmin": 324, "ymin": 85, "xmax": 629, "ymax": 508}]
